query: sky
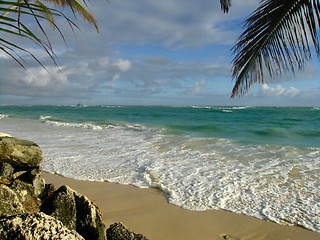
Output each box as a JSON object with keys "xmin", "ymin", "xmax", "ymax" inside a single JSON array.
[{"xmin": 0, "ymin": 0, "xmax": 319, "ymax": 106}]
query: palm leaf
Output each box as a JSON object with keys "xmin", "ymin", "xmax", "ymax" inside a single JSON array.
[
  {"xmin": 44, "ymin": 0, "xmax": 99, "ymax": 32},
  {"xmin": 231, "ymin": 0, "xmax": 320, "ymax": 97},
  {"xmin": 0, "ymin": 0, "xmax": 98, "ymax": 67},
  {"xmin": 220, "ymin": 0, "xmax": 231, "ymax": 13}
]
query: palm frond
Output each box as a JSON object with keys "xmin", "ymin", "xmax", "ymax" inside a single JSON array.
[
  {"xmin": 44, "ymin": 0, "xmax": 99, "ymax": 32},
  {"xmin": 0, "ymin": 0, "xmax": 98, "ymax": 68},
  {"xmin": 220, "ymin": 0, "xmax": 231, "ymax": 13},
  {"xmin": 231, "ymin": 0, "xmax": 320, "ymax": 97}
]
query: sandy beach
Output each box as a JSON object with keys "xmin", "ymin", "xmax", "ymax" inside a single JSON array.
[{"xmin": 42, "ymin": 172, "xmax": 320, "ymax": 240}]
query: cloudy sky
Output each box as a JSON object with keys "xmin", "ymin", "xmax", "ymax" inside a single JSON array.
[{"xmin": 0, "ymin": 0, "xmax": 319, "ymax": 106}]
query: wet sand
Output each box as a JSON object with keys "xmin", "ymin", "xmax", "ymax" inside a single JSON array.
[{"xmin": 43, "ymin": 172, "xmax": 320, "ymax": 240}]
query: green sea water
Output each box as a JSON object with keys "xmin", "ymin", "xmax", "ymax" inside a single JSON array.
[{"xmin": 1, "ymin": 105, "xmax": 319, "ymax": 147}]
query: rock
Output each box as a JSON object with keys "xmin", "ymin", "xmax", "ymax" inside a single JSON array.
[
  {"xmin": 42, "ymin": 185, "xmax": 106, "ymax": 240},
  {"xmin": 222, "ymin": 234, "xmax": 238, "ymax": 240},
  {"xmin": 0, "ymin": 137, "xmax": 43, "ymax": 170},
  {"xmin": 0, "ymin": 212, "xmax": 84, "ymax": 240},
  {"xmin": 42, "ymin": 185, "xmax": 77, "ymax": 231},
  {"xmin": 41, "ymin": 183, "xmax": 57, "ymax": 201},
  {"xmin": 0, "ymin": 135, "xmax": 109, "ymax": 239},
  {"xmin": 10, "ymin": 179, "xmax": 42, "ymax": 213},
  {"xmin": 17, "ymin": 168, "xmax": 45, "ymax": 197},
  {"xmin": 75, "ymin": 193, "xmax": 106, "ymax": 240},
  {"xmin": 0, "ymin": 132, "xmax": 12, "ymax": 138},
  {"xmin": 0, "ymin": 184, "xmax": 26, "ymax": 217},
  {"xmin": 106, "ymin": 222, "xmax": 149, "ymax": 240},
  {"xmin": 0, "ymin": 162, "xmax": 14, "ymax": 183}
]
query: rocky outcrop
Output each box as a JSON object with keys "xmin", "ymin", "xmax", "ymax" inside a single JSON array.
[
  {"xmin": 106, "ymin": 223, "xmax": 149, "ymax": 240},
  {"xmin": 0, "ymin": 135, "xmax": 106, "ymax": 239},
  {"xmin": 0, "ymin": 136, "xmax": 42, "ymax": 170},
  {"xmin": 0, "ymin": 134, "xmax": 148, "ymax": 240},
  {"xmin": 0, "ymin": 212, "xmax": 84, "ymax": 240},
  {"xmin": 0, "ymin": 136, "xmax": 44, "ymax": 216},
  {"xmin": 42, "ymin": 185, "xmax": 106, "ymax": 240},
  {"xmin": 0, "ymin": 184, "xmax": 26, "ymax": 216}
]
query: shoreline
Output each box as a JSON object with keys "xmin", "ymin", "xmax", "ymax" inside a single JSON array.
[{"xmin": 42, "ymin": 172, "xmax": 320, "ymax": 240}]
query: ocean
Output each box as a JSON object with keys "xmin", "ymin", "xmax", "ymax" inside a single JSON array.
[{"xmin": 0, "ymin": 105, "xmax": 319, "ymax": 232}]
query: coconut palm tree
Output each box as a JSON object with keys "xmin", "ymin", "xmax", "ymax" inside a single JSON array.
[
  {"xmin": 0, "ymin": 0, "xmax": 98, "ymax": 68},
  {"xmin": 231, "ymin": 0, "xmax": 320, "ymax": 97}
]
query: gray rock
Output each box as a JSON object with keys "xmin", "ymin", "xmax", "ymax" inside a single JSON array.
[
  {"xmin": 75, "ymin": 193, "xmax": 106, "ymax": 240},
  {"xmin": 0, "ymin": 162, "xmax": 14, "ymax": 183},
  {"xmin": 0, "ymin": 212, "xmax": 84, "ymax": 240},
  {"xmin": 106, "ymin": 222, "xmax": 149, "ymax": 240},
  {"xmin": 42, "ymin": 185, "xmax": 77, "ymax": 231},
  {"xmin": 0, "ymin": 137, "xmax": 43, "ymax": 169},
  {"xmin": 0, "ymin": 184, "xmax": 26, "ymax": 217}
]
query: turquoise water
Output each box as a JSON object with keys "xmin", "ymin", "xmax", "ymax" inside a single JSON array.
[
  {"xmin": 1, "ymin": 105, "xmax": 319, "ymax": 147},
  {"xmin": 0, "ymin": 105, "xmax": 319, "ymax": 232}
]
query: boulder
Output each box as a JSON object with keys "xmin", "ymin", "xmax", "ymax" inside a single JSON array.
[
  {"xmin": 75, "ymin": 193, "xmax": 106, "ymax": 240},
  {"xmin": 0, "ymin": 135, "xmax": 147, "ymax": 240},
  {"xmin": 41, "ymin": 185, "xmax": 77, "ymax": 231},
  {"xmin": 0, "ymin": 137, "xmax": 43, "ymax": 170},
  {"xmin": 0, "ymin": 212, "xmax": 84, "ymax": 240},
  {"xmin": 42, "ymin": 185, "xmax": 106, "ymax": 240},
  {"xmin": 106, "ymin": 222, "xmax": 149, "ymax": 240},
  {"xmin": 0, "ymin": 184, "xmax": 26, "ymax": 217}
]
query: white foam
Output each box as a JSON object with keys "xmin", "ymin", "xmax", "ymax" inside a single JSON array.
[
  {"xmin": 1, "ymin": 118, "xmax": 319, "ymax": 232},
  {"xmin": 0, "ymin": 114, "xmax": 10, "ymax": 119}
]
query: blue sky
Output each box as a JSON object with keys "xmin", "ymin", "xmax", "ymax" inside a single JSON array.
[{"xmin": 0, "ymin": 0, "xmax": 319, "ymax": 106}]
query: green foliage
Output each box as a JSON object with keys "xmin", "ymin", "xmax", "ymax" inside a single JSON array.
[
  {"xmin": 0, "ymin": 0, "xmax": 98, "ymax": 68},
  {"xmin": 231, "ymin": 0, "xmax": 320, "ymax": 97}
]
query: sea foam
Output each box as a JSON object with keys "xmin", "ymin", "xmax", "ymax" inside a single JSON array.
[{"xmin": 1, "ymin": 108, "xmax": 319, "ymax": 232}]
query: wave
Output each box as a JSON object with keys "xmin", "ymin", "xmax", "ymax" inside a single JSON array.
[
  {"xmin": 0, "ymin": 114, "xmax": 10, "ymax": 119},
  {"xmin": 192, "ymin": 106, "xmax": 252, "ymax": 110},
  {"xmin": 2, "ymin": 116, "xmax": 319, "ymax": 232},
  {"xmin": 39, "ymin": 115, "xmax": 148, "ymax": 132}
]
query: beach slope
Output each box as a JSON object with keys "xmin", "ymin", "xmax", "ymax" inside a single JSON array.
[{"xmin": 43, "ymin": 172, "xmax": 320, "ymax": 240}]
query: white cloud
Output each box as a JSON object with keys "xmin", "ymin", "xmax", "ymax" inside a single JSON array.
[
  {"xmin": 112, "ymin": 74, "xmax": 120, "ymax": 81},
  {"xmin": 187, "ymin": 79, "xmax": 208, "ymax": 95},
  {"xmin": 2, "ymin": 0, "xmax": 317, "ymax": 106},
  {"xmin": 112, "ymin": 59, "xmax": 132, "ymax": 72},
  {"xmin": 258, "ymin": 84, "xmax": 301, "ymax": 97},
  {"xmin": 24, "ymin": 67, "xmax": 70, "ymax": 87},
  {"xmin": 99, "ymin": 57, "xmax": 110, "ymax": 67}
]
